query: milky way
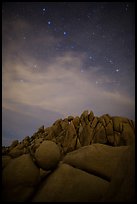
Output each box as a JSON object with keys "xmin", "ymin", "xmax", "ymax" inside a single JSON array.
[{"xmin": 2, "ymin": 2, "xmax": 135, "ymax": 146}]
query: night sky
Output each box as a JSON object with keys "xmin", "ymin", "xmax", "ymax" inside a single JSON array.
[{"xmin": 2, "ymin": 2, "xmax": 135, "ymax": 146}]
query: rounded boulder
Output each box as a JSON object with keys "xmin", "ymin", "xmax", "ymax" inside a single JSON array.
[
  {"xmin": 35, "ymin": 141, "xmax": 61, "ymax": 170},
  {"xmin": 2, "ymin": 154, "xmax": 40, "ymax": 187}
]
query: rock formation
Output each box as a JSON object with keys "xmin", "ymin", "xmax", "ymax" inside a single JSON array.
[{"xmin": 2, "ymin": 110, "xmax": 135, "ymax": 202}]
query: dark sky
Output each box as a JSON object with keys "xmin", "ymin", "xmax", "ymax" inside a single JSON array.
[{"xmin": 2, "ymin": 2, "xmax": 135, "ymax": 146}]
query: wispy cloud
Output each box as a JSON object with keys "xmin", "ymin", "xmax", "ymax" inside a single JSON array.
[{"xmin": 2, "ymin": 51, "xmax": 135, "ymax": 119}]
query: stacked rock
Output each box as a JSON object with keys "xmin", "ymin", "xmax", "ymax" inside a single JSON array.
[
  {"xmin": 2, "ymin": 110, "xmax": 135, "ymax": 202},
  {"xmin": 2, "ymin": 140, "xmax": 61, "ymax": 202}
]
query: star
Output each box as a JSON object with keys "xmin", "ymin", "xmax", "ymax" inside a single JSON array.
[
  {"xmin": 102, "ymin": 35, "xmax": 106, "ymax": 38},
  {"xmin": 63, "ymin": 31, "xmax": 67, "ymax": 35},
  {"xmin": 20, "ymin": 79, "xmax": 24, "ymax": 83},
  {"xmin": 23, "ymin": 36, "xmax": 26, "ymax": 40},
  {"xmin": 116, "ymin": 69, "xmax": 120, "ymax": 72},
  {"xmin": 48, "ymin": 21, "xmax": 51, "ymax": 25},
  {"xmin": 109, "ymin": 59, "xmax": 113, "ymax": 64},
  {"xmin": 87, "ymin": 14, "xmax": 91, "ymax": 19},
  {"xmin": 43, "ymin": 8, "xmax": 46, "ymax": 11},
  {"xmin": 33, "ymin": 64, "xmax": 37, "ymax": 68},
  {"xmin": 104, "ymin": 57, "xmax": 114, "ymax": 65},
  {"xmin": 89, "ymin": 56, "xmax": 92, "ymax": 59},
  {"xmin": 125, "ymin": 4, "xmax": 129, "ymax": 12},
  {"xmin": 71, "ymin": 45, "xmax": 74, "ymax": 49}
]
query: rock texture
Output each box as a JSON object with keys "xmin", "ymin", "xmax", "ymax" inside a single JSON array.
[{"xmin": 2, "ymin": 110, "xmax": 135, "ymax": 202}]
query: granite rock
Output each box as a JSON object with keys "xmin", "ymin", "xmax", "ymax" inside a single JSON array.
[
  {"xmin": 35, "ymin": 140, "xmax": 61, "ymax": 170},
  {"xmin": 2, "ymin": 110, "xmax": 135, "ymax": 202}
]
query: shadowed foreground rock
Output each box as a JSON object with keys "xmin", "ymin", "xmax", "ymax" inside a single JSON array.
[{"xmin": 2, "ymin": 110, "xmax": 135, "ymax": 202}]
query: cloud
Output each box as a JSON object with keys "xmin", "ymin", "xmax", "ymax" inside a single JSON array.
[
  {"xmin": 2, "ymin": 18, "xmax": 60, "ymax": 62},
  {"xmin": 2, "ymin": 51, "xmax": 135, "ymax": 120}
]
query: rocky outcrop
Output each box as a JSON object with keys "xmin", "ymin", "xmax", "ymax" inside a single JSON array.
[
  {"xmin": 31, "ymin": 144, "xmax": 135, "ymax": 202},
  {"xmin": 2, "ymin": 110, "xmax": 135, "ymax": 158},
  {"xmin": 2, "ymin": 110, "xmax": 135, "ymax": 202}
]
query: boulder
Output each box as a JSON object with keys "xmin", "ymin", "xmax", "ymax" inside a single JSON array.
[
  {"xmin": 16, "ymin": 142, "xmax": 25, "ymax": 150},
  {"xmin": 101, "ymin": 114, "xmax": 111, "ymax": 126},
  {"xmin": 35, "ymin": 141, "xmax": 61, "ymax": 170},
  {"xmin": 9, "ymin": 146, "xmax": 24, "ymax": 158},
  {"xmin": 2, "ymin": 154, "xmax": 40, "ymax": 187},
  {"xmin": 46, "ymin": 127, "xmax": 56, "ymax": 140},
  {"xmin": 68, "ymin": 115, "xmax": 74, "ymax": 122},
  {"xmin": 90, "ymin": 117, "xmax": 98, "ymax": 129},
  {"xmin": 78, "ymin": 124, "xmax": 93, "ymax": 146},
  {"xmin": 32, "ymin": 163, "xmax": 109, "ymax": 202},
  {"xmin": 114, "ymin": 131, "xmax": 121, "ymax": 146},
  {"xmin": 75, "ymin": 137, "xmax": 81, "ymax": 149},
  {"xmin": 22, "ymin": 136, "xmax": 30, "ymax": 147},
  {"xmin": 93, "ymin": 124, "xmax": 107, "ymax": 144},
  {"xmin": 30, "ymin": 138, "xmax": 45, "ymax": 154},
  {"xmin": 88, "ymin": 110, "xmax": 94, "ymax": 122},
  {"xmin": 2, "ymin": 153, "xmax": 40, "ymax": 202},
  {"xmin": 60, "ymin": 119, "xmax": 69, "ymax": 130},
  {"xmin": 98, "ymin": 117, "xmax": 106, "ymax": 127},
  {"xmin": 56, "ymin": 130, "xmax": 66, "ymax": 144},
  {"xmin": 2, "ymin": 155, "xmax": 12, "ymax": 169},
  {"xmin": 72, "ymin": 116, "xmax": 80, "ymax": 131},
  {"xmin": 105, "ymin": 120, "xmax": 113, "ymax": 135},
  {"xmin": 101, "ymin": 144, "xmax": 135, "ymax": 202},
  {"xmin": 63, "ymin": 144, "xmax": 129, "ymax": 181},
  {"xmin": 37, "ymin": 125, "xmax": 45, "ymax": 133},
  {"xmin": 52, "ymin": 121, "xmax": 62, "ymax": 137},
  {"xmin": 107, "ymin": 135, "xmax": 115, "ymax": 145},
  {"xmin": 2, "ymin": 185, "xmax": 34, "ymax": 202},
  {"xmin": 2, "ymin": 146, "xmax": 9, "ymax": 155},
  {"xmin": 10, "ymin": 140, "xmax": 19, "ymax": 149},
  {"xmin": 112, "ymin": 116, "xmax": 129, "ymax": 132},
  {"xmin": 121, "ymin": 123, "xmax": 135, "ymax": 145},
  {"xmin": 62, "ymin": 121, "xmax": 77, "ymax": 153},
  {"xmin": 128, "ymin": 119, "xmax": 135, "ymax": 130},
  {"xmin": 80, "ymin": 110, "xmax": 89, "ymax": 125}
]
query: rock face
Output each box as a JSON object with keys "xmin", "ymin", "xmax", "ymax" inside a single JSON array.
[{"xmin": 2, "ymin": 110, "xmax": 135, "ymax": 202}]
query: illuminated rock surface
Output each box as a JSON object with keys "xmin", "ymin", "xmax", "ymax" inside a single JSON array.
[{"xmin": 2, "ymin": 110, "xmax": 135, "ymax": 202}]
